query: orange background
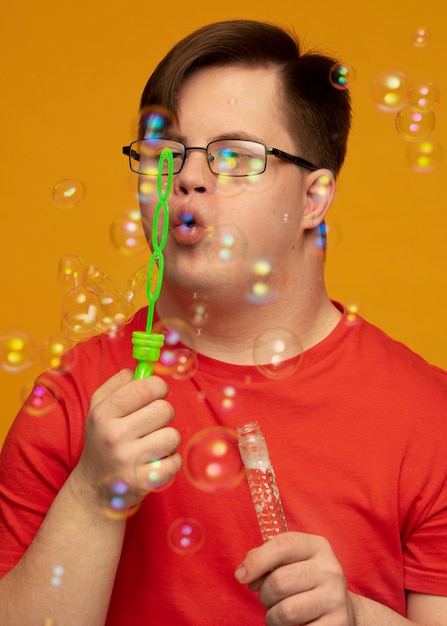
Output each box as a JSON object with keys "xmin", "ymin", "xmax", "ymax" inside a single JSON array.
[{"xmin": 1, "ymin": 0, "xmax": 446, "ymax": 444}]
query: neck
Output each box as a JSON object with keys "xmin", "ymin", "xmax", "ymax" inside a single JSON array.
[{"xmin": 156, "ymin": 270, "xmax": 341, "ymax": 365}]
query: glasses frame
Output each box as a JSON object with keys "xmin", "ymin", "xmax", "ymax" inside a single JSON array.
[{"xmin": 122, "ymin": 138, "xmax": 320, "ymax": 176}]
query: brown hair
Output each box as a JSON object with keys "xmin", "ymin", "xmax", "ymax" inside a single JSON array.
[{"xmin": 138, "ymin": 19, "xmax": 352, "ymax": 175}]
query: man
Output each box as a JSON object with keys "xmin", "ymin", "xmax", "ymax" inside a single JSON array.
[{"xmin": 1, "ymin": 19, "xmax": 447, "ymax": 625}]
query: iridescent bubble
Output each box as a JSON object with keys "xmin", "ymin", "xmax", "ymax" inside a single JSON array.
[
  {"xmin": 58, "ymin": 255, "xmax": 86, "ymax": 292},
  {"xmin": 396, "ymin": 106, "xmax": 435, "ymax": 141},
  {"xmin": 410, "ymin": 26, "xmax": 431, "ymax": 48},
  {"xmin": 140, "ymin": 105, "xmax": 174, "ymax": 139},
  {"xmin": 188, "ymin": 302, "xmax": 209, "ymax": 328},
  {"xmin": 310, "ymin": 172, "xmax": 333, "ymax": 203},
  {"xmin": 152, "ymin": 318, "xmax": 198, "ymax": 380},
  {"xmin": 52, "ymin": 179, "xmax": 86, "ymax": 208},
  {"xmin": 205, "ymin": 224, "xmax": 247, "ymax": 267},
  {"xmin": 60, "ymin": 286, "xmax": 100, "ymax": 341},
  {"xmin": 134, "ymin": 451, "xmax": 177, "ymax": 492},
  {"xmin": 253, "ymin": 327, "xmax": 303, "ymax": 380},
  {"xmin": 329, "ymin": 63, "xmax": 355, "ymax": 90},
  {"xmin": 110, "ymin": 209, "xmax": 149, "ymax": 256},
  {"xmin": 40, "ymin": 333, "xmax": 74, "ymax": 373},
  {"xmin": 97, "ymin": 473, "xmax": 141, "ymax": 521},
  {"xmin": 344, "ymin": 302, "xmax": 362, "ymax": 326},
  {"xmin": 82, "ymin": 265, "xmax": 116, "ymax": 294},
  {"xmin": 96, "ymin": 290, "xmax": 134, "ymax": 335},
  {"xmin": 50, "ymin": 565, "xmax": 64, "ymax": 588},
  {"xmin": 409, "ymin": 80, "xmax": 440, "ymax": 111},
  {"xmin": 21, "ymin": 378, "xmax": 59, "ymax": 416},
  {"xmin": 372, "ymin": 70, "xmax": 410, "ymax": 113},
  {"xmin": 0, "ymin": 330, "xmax": 36, "ymax": 372},
  {"xmin": 245, "ymin": 258, "xmax": 280, "ymax": 304},
  {"xmin": 183, "ymin": 427, "xmax": 244, "ymax": 493},
  {"xmin": 126, "ymin": 265, "xmax": 148, "ymax": 302},
  {"xmin": 407, "ymin": 138, "xmax": 443, "ymax": 173},
  {"xmin": 138, "ymin": 176, "xmax": 158, "ymax": 202},
  {"xmin": 209, "ymin": 170, "xmax": 246, "ymax": 197},
  {"xmin": 167, "ymin": 518, "xmax": 205, "ymax": 555},
  {"xmin": 217, "ymin": 384, "xmax": 238, "ymax": 413}
]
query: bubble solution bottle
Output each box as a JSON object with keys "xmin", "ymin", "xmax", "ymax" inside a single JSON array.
[{"xmin": 237, "ymin": 421, "xmax": 288, "ymax": 542}]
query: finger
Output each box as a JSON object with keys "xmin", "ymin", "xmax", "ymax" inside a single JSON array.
[
  {"xmin": 135, "ymin": 451, "xmax": 182, "ymax": 490},
  {"xmin": 265, "ymin": 590, "xmax": 318, "ymax": 626},
  {"xmin": 235, "ymin": 533, "xmax": 323, "ymax": 585},
  {"xmin": 90, "ymin": 368, "xmax": 134, "ymax": 407},
  {"xmin": 92, "ymin": 374, "xmax": 170, "ymax": 421},
  {"xmin": 125, "ymin": 397, "xmax": 175, "ymax": 439}
]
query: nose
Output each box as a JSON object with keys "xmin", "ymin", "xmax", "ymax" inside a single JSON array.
[{"xmin": 174, "ymin": 146, "xmax": 211, "ymax": 195}]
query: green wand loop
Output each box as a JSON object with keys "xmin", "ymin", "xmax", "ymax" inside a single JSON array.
[{"xmin": 132, "ymin": 147, "xmax": 174, "ymax": 379}]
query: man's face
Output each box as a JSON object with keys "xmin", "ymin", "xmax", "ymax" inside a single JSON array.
[{"xmin": 139, "ymin": 65, "xmax": 313, "ymax": 298}]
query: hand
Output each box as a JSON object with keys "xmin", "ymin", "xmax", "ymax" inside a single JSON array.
[
  {"xmin": 73, "ymin": 369, "xmax": 181, "ymax": 511},
  {"xmin": 235, "ymin": 532, "xmax": 356, "ymax": 626}
]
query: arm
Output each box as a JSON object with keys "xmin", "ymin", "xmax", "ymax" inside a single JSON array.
[
  {"xmin": 234, "ymin": 532, "xmax": 447, "ymax": 626},
  {"xmin": 0, "ymin": 369, "xmax": 181, "ymax": 626}
]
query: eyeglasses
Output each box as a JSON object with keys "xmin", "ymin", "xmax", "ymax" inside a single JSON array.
[{"xmin": 122, "ymin": 138, "xmax": 319, "ymax": 177}]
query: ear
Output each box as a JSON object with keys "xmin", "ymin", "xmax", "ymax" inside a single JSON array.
[{"xmin": 302, "ymin": 169, "xmax": 336, "ymax": 230}]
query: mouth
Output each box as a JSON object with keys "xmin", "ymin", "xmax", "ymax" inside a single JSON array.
[{"xmin": 170, "ymin": 206, "xmax": 208, "ymax": 245}]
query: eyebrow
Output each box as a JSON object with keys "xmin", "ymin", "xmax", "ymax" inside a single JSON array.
[{"xmin": 173, "ymin": 131, "xmax": 266, "ymax": 144}]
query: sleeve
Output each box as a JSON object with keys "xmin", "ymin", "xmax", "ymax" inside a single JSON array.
[
  {"xmin": 0, "ymin": 371, "xmax": 86, "ymax": 577},
  {"xmin": 401, "ymin": 369, "xmax": 447, "ymax": 595}
]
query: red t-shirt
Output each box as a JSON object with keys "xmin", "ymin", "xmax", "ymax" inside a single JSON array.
[{"xmin": 1, "ymin": 304, "xmax": 447, "ymax": 624}]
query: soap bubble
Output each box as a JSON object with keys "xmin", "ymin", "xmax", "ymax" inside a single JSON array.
[
  {"xmin": 407, "ymin": 138, "xmax": 443, "ymax": 173},
  {"xmin": 134, "ymin": 451, "xmax": 177, "ymax": 492},
  {"xmin": 82, "ymin": 265, "xmax": 116, "ymax": 294},
  {"xmin": 188, "ymin": 302, "xmax": 209, "ymax": 328},
  {"xmin": 52, "ymin": 179, "xmax": 86, "ymax": 208},
  {"xmin": 329, "ymin": 63, "xmax": 355, "ymax": 90},
  {"xmin": 216, "ymin": 384, "xmax": 238, "ymax": 413},
  {"xmin": 152, "ymin": 317, "xmax": 198, "ymax": 379},
  {"xmin": 40, "ymin": 333, "xmax": 74, "ymax": 372},
  {"xmin": 372, "ymin": 70, "xmax": 410, "ymax": 113},
  {"xmin": 97, "ymin": 473, "xmax": 141, "ymax": 520},
  {"xmin": 21, "ymin": 378, "xmax": 59, "ymax": 416},
  {"xmin": 410, "ymin": 26, "xmax": 431, "ymax": 48},
  {"xmin": 50, "ymin": 565, "xmax": 64, "ymax": 588},
  {"xmin": 409, "ymin": 81, "xmax": 440, "ymax": 111},
  {"xmin": 396, "ymin": 106, "xmax": 435, "ymax": 141},
  {"xmin": 205, "ymin": 224, "xmax": 247, "ymax": 267},
  {"xmin": 126, "ymin": 265, "xmax": 149, "ymax": 302},
  {"xmin": 138, "ymin": 177, "xmax": 158, "ymax": 202},
  {"xmin": 110, "ymin": 209, "xmax": 149, "ymax": 256},
  {"xmin": 167, "ymin": 518, "xmax": 205, "ymax": 555},
  {"xmin": 140, "ymin": 104, "xmax": 174, "ymax": 139},
  {"xmin": 209, "ymin": 171, "xmax": 247, "ymax": 197},
  {"xmin": 60, "ymin": 286, "xmax": 100, "ymax": 341},
  {"xmin": 253, "ymin": 327, "xmax": 303, "ymax": 379},
  {"xmin": 344, "ymin": 302, "xmax": 362, "ymax": 326},
  {"xmin": 96, "ymin": 290, "xmax": 134, "ymax": 334},
  {"xmin": 183, "ymin": 427, "xmax": 244, "ymax": 493},
  {"xmin": 245, "ymin": 258, "xmax": 281, "ymax": 304},
  {"xmin": 0, "ymin": 330, "xmax": 36, "ymax": 372},
  {"xmin": 58, "ymin": 255, "xmax": 86, "ymax": 292}
]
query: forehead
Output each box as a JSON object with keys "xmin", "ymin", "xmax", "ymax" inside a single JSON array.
[{"xmin": 175, "ymin": 65, "xmax": 290, "ymax": 145}]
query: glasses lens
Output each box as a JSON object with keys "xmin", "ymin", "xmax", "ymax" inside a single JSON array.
[
  {"xmin": 131, "ymin": 140, "xmax": 184, "ymax": 175},
  {"xmin": 209, "ymin": 140, "xmax": 266, "ymax": 176}
]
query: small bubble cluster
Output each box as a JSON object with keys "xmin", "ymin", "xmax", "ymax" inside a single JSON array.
[{"xmin": 372, "ymin": 30, "xmax": 442, "ymax": 172}]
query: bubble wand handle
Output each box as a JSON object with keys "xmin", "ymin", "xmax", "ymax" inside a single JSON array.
[
  {"xmin": 237, "ymin": 421, "xmax": 288, "ymax": 542},
  {"xmin": 132, "ymin": 148, "xmax": 173, "ymax": 380}
]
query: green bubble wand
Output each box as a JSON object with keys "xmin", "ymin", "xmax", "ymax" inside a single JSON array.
[{"xmin": 132, "ymin": 148, "xmax": 174, "ymax": 379}]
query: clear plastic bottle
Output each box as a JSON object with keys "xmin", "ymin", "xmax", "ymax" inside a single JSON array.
[{"xmin": 237, "ymin": 421, "xmax": 288, "ymax": 542}]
